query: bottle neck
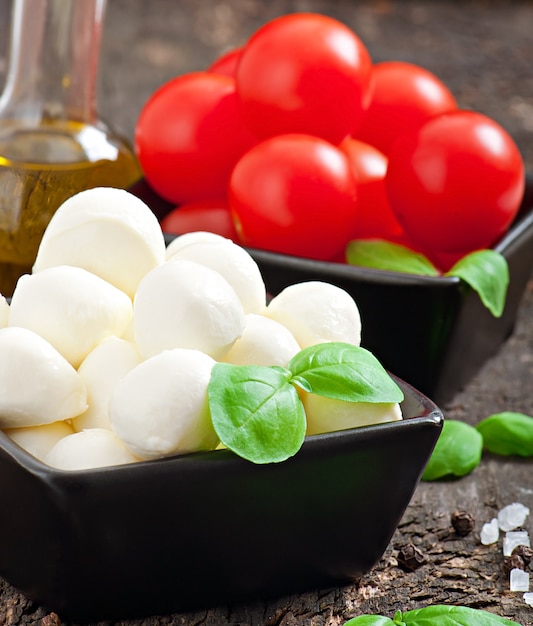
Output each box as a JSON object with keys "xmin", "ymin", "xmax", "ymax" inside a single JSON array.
[{"xmin": 0, "ymin": 0, "xmax": 106, "ymax": 125}]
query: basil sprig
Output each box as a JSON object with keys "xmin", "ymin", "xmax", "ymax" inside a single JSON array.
[
  {"xmin": 346, "ymin": 240, "xmax": 509, "ymax": 318},
  {"xmin": 343, "ymin": 605, "xmax": 520, "ymax": 625},
  {"xmin": 208, "ymin": 342, "xmax": 403, "ymax": 464}
]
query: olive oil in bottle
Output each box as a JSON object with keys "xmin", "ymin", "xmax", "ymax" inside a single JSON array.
[{"xmin": 0, "ymin": 1, "xmax": 141, "ymax": 296}]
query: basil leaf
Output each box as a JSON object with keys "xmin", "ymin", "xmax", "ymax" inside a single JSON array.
[
  {"xmin": 476, "ymin": 411, "xmax": 533, "ymax": 457},
  {"xmin": 342, "ymin": 607, "xmax": 520, "ymax": 626},
  {"xmin": 343, "ymin": 617, "xmax": 396, "ymax": 626},
  {"xmin": 346, "ymin": 240, "xmax": 439, "ymax": 276},
  {"xmin": 208, "ymin": 363, "xmax": 306, "ymax": 464},
  {"xmin": 422, "ymin": 420, "xmax": 482, "ymax": 481},
  {"xmin": 446, "ymin": 249, "xmax": 509, "ymax": 317},
  {"xmin": 288, "ymin": 342, "xmax": 404, "ymax": 404},
  {"xmin": 403, "ymin": 605, "xmax": 520, "ymax": 625},
  {"xmin": 345, "ymin": 242, "xmax": 509, "ymax": 317}
]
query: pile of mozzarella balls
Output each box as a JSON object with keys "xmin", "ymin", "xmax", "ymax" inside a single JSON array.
[{"xmin": 0, "ymin": 188, "xmax": 401, "ymax": 471}]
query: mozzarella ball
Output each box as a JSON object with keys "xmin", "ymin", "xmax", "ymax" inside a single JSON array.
[
  {"xmin": 73, "ymin": 337, "xmax": 143, "ymax": 431},
  {"xmin": 265, "ymin": 281, "xmax": 362, "ymax": 348},
  {"xmin": 303, "ymin": 393, "xmax": 402, "ymax": 436},
  {"xmin": 167, "ymin": 239, "xmax": 266, "ymax": 314},
  {"xmin": 222, "ymin": 313, "xmax": 301, "ymax": 367},
  {"xmin": 109, "ymin": 348, "xmax": 218, "ymax": 460},
  {"xmin": 165, "ymin": 231, "xmax": 229, "ymax": 259},
  {"xmin": 33, "ymin": 187, "xmax": 166, "ymax": 297},
  {"xmin": 44, "ymin": 428, "xmax": 140, "ymax": 470},
  {"xmin": 4, "ymin": 421, "xmax": 75, "ymax": 461},
  {"xmin": 133, "ymin": 259, "xmax": 245, "ymax": 360},
  {"xmin": 9, "ymin": 265, "xmax": 133, "ymax": 367},
  {"xmin": 0, "ymin": 327, "xmax": 87, "ymax": 428}
]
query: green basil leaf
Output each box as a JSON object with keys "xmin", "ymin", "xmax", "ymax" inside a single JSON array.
[
  {"xmin": 343, "ymin": 617, "xmax": 396, "ymax": 626},
  {"xmin": 346, "ymin": 240, "xmax": 439, "ymax": 276},
  {"xmin": 446, "ymin": 249, "xmax": 509, "ymax": 317},
  {"xmin": 403, "ymin": 604, "xmax": 521, "ymax": 625},
  {"xmin": 208, "ymin": 363, "xmax": 306, "ymax": 464},
  {"xmin": 422, "ymin": 420, "xmax": 483, "ymax": 481},
  {"xmin": 288, "ymin": 342, "xmax": 404, "ymax": 404},
  {"xmin": 476, "ymin": 411, "xmax": 533, "ymax": 457},
  {"xmin": 343, "ymin": 606, "xmax": 520, "ymax": 626}
]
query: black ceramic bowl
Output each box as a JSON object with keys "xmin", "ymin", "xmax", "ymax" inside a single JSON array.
[
  {"xmin": 0, "ymin": 376, "xmax": 442, "ymax": 622},
  {"xmin": 130, "ymin": 177, "xmax": 533, "ymax": 405}
]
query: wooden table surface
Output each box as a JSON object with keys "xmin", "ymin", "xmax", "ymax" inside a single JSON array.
[{"xmin": 0, "ymin": 1, "xmax": 532, "ymax": 624}]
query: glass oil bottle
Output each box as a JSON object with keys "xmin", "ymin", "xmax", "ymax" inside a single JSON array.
[{"xmin": 0, "ymin": 0, "xmax": 141, "ymax": 296}]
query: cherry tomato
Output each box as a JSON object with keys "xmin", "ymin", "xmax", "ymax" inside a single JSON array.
[
  {"xmin": 208, "ymin": 47, "xmax": 242, "ymax": 77},
  {"xmin": 135, "ymin": 72, "xmax": 256, "ymax": 205},
  {"xmin": 355, "ymin": 61, "xmax": 457, "ymax": 156},
  {"xmin": 229, "ymin": 134, "xmax": 358, "ymax": 260},
  {"xmin": 236, "ymin": 13, "xmax": 372, "ymax": 144},
  {"xmin": 340, "ymin": 138, "xmax": 407, "ymax": 243},
  {"xmin": 428, "ymin": 250, "xmax": 467, "ymax": 273},
  {"xmin": 160, "ymin": 200, "xmax": 240, "ymax": 241},
  {"xmin": 385, "ymin": 110, "xmax": 525, "ymax": 254}
]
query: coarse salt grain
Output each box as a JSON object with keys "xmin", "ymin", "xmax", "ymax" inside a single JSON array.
[
  {"xmin": 510, "ymin": 568, "xmax": 530, "ymax": 592},
  {"xmin": 480, "ymin": 518, "xmax": 499, "ymax": 545},
  {"xmin": 524, "ymin": 592, "xmax": 533, "ymax": 607},
  {"xmin": 503, "ymin": 530, "xmax": 531, "ymax": 556},
  {"xmin": 497, "ymin": 502, "xmax": 530, "ymax": 532}
]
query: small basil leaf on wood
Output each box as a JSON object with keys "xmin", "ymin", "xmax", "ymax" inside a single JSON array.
[
  {"xmin": 208, "ymin": 363, "xmax": 306, "ymax": 464},
  {"xmin": 343, "ymin": 607, "xmax": 520, "ymax": 626},
  {"xmin": 446, "ymin": 249, "xmax": 509, "ymax": 317},
  {"xmin": 288, "ymin": 342, "xmax": 404, "ymax": 404},
  {"xmin": 346, "ymin": 240, "xmax": 439, "ymax": 276},
  {"xmin": 343, "ymin": 617, "xmax": 396, "ymax": 626},
  {"xmin": 402, "ymin": 604, "xmax": 521, "ymax": 625},
  {"xmin": 476, "ymin": 411, "xmax": 533, "ymax": 457},
  {"xmin": 422, "ymin": 420, "xmax": 483, "ymax": 481}
]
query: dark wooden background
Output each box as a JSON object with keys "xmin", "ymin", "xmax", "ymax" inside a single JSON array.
[{"xmin": 0, "ymin": 1, "xmax": 532, "ymax": 624}]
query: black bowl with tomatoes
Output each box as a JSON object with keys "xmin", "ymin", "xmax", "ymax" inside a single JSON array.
[{"xmin": 130, "ymin": 13, "xmax": 532, "ymax": 406}]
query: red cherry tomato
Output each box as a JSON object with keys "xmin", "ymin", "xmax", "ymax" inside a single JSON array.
[
  {"xmin": 385, "ymin": 110, "xmax": 525, "ymax": 254},
  {"xmin": 160, "ymin": 200, "xmax": 240, "ymax": 241},
  {"xmin": 340, "ymin": 138, "xmax": 406, "ymax": 243},
  {"xmin": 355, "ymin": 61, "xmax": 457, "ymax": 156},
  {"xmin": 135, "ymin": 72, "xmax": 256, "ymax": 205},
  {"xmin": 235, "ymin": 13, "xmax": 372, "ymax": 144},
  {"xmin": 229, "ymin": 134, "xmax": 358, "ymax": 260},
  {"xmin": 428, "ymin": 250, "xmax": 467, "ymax": 273},
  {"xmin": 207, "ymin": 47, "xmax": 243, "ymax": 77}
]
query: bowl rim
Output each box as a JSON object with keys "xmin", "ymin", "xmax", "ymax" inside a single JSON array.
[
  {"xmin": 0, "ymin": 376, "xmax": 443, "ymax": 479},
  {"xmin": 162, "ymin": 174, "xmax": 533, "ymax": 287},
  {"xmin": 243, "ymin": 194, "xmax": 533, "ymax": 286}
]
